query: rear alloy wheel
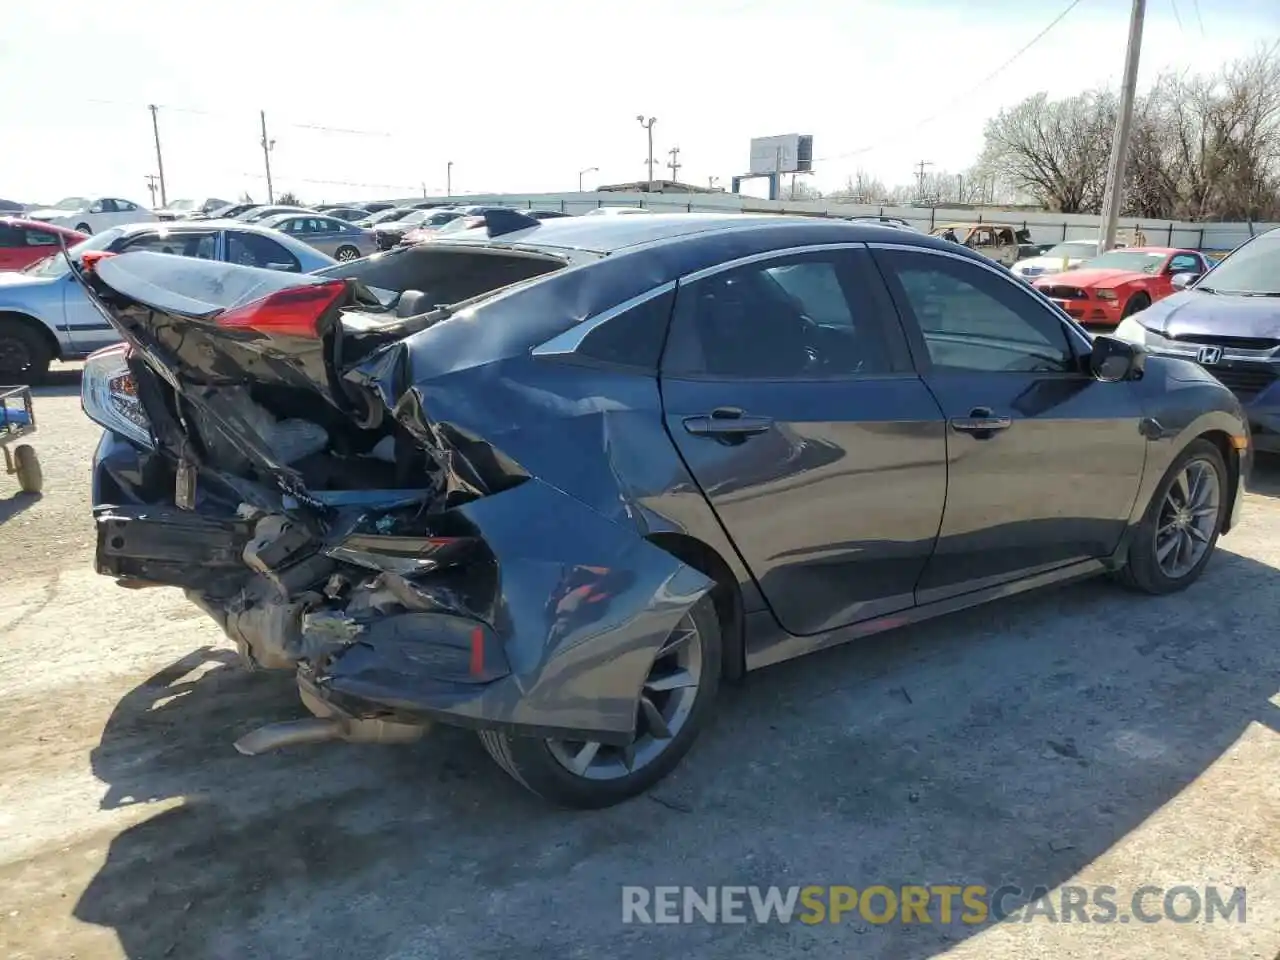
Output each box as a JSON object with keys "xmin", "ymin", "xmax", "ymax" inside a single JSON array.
[
  {"xmin": 479, "ymin": 596, "xmax": 721, "ymax": 808},
  {"xmin": 1121, "ymin": 293, "xmax": 1151, "ymax": 319},
  {"xmin": 75, "ymin": 223, "xmax": 92, "ymax": 235},
  {"xmin": 0, "ymin": 321, "xmax": 52, "ymax": 383},
  {"xmin": 1116, "ymin": 439, "xmax": 1227, "ymax": 594},
  {"xmin": 335, "ymin": 245, "xmax": 360, "ymax": 261}
]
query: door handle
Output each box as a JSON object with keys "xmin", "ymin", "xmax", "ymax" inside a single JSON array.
[
  {"xmin": 683, "ymin": 408, "xmax": 773, "ymax": 438},
  {"xmin": 949, "ymin": 407, "xmax": 1012, "ymax": 437}
]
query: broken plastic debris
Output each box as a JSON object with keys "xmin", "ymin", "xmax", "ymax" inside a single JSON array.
[{"xmin": 301, "ymin": 610, "xmax": 366, "ymax": 644}]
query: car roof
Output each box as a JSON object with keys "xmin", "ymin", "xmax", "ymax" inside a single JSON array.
[
  {"xmin": 439, "ymin": 212, "xmax": 979, "ymax": 257},
  {"xmin": 1115, "ymin": 246, "xmax": 1186, "ymax": 255},
  {"xmin": 0, "ymin": 217, "xmax": 85, "ymax": 234}
]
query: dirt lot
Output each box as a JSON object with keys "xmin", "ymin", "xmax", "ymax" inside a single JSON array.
[{"xmin": 0, "ymin": 367, "xmax": 1276, "ymax": 960}]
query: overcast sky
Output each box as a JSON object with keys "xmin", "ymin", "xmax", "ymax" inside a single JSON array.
[{"xmin": 2, "ymin": 0, "xmax": 1277, "ymax": 206}]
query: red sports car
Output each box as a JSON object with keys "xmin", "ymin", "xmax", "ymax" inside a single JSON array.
[
  {"xmin": 1032, "ymin": 246, "xmax": 1211, "ymax": 329},
  {"xmin": 0, "ymin": 218, "xmax": 88, "ymax": 272}
]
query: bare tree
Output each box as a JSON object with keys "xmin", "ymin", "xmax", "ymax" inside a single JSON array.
[
  {"xmin": 277, "ymin": 191, "xmax": 304, "ymax": 206},
  {"xmin": 828, "ymin": 171, "xmax": 889, "ymax": 203},
  {"xmin": 978, "ymin": 44, "xmax": 1280, "ymax": 220},
  {"xmin": 978, "ymin": 90, "xmax": 1115, "ymax": 213},
  {"xmin": 784, "ymin": 178, "xmax": 822, "ymax": 201}
]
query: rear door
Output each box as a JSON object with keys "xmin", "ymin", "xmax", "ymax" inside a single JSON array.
[
  {"xmin": 660, "ymin": 245, "xmax": 948, "ymax": 637},
  {"xmin": 870, "ymin": 243, "xmax": 1147, "ymax": 603},
  {"xmin": 0, "ymin": 222, "xmax": 24, "ymax": 271}
]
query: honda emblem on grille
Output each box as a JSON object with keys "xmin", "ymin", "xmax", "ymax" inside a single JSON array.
[{"xmin": 1197, "ymin": 345, "xmax": 1224, "ymax": 365}]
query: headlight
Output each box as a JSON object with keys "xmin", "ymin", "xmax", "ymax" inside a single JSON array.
[
  {"xmin": 1095, "ymin": 289, "xmax": 1118, "ymax": 301},
  {"xmin": 81, "ymin": 343, "xmax": 153, "ymax": 449},
  {"xmin": 1113, "ymin": 316, "xmax": 1157, "ymax": 345}
]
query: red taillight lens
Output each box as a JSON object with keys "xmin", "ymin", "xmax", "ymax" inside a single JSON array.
[
  {"xmin": 215, "ymin": 279, "xmax": 346, "ymax": 339},
  {"xmin": 81, "ymin": 250, "xmax": 118, "ymax": 273}
]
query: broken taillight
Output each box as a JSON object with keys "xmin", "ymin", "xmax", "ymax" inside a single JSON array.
[
  {"xmin": 216, "ymin": 278, "xmax": 347, "ymax": 339},
  {"xmin": 81, "ymin": 250, "xmax": 118, "ymax": 274},
  {"xmin": 82, "ymin": 343, "xmax": 152, "ymax": 449}
]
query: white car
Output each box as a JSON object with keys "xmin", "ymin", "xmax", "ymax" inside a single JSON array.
[
  {"xmin": 24, "ymin": 196, "xmax": 157, "ymax": 235},
  {"xmin": 1011, "ymin": 240, "xmax": 1106, "ymax": 280}
]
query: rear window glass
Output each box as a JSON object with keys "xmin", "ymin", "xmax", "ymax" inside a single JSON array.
[{"xmin": 316, "ymin": 246, "xmax": 564, "ymax": 307}]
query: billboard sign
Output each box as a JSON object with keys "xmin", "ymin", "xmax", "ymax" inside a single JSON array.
[{"xmin": 749, "ymin": 134, "xmax": 814, "ymax": 175}]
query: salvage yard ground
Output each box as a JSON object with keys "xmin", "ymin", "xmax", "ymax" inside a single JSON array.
[{"xmin": 0, "ymin": 367, "xmax": 1276, "ymax": 960}]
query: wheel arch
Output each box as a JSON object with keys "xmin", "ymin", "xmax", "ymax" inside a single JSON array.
[
  {"xmin": 0, "ymin": 311, "xmax": 62, "ymax": 361},
  {"xmin": 1196, "ymin": 428, "xmax": 1241, "ymax": 533},
  {"xmin": 645, "ymin": 531, "xmax": 745, "ymax": 682}
]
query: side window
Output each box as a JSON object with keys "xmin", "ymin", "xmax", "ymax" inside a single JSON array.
[
  {"xmin": 575, "ymin": 288, "xmax": 675, "ymax": 371},
  {"xmin": 320, "ymin": 219, "xmax": 343, "ymax": 233},
  {"xmin": 0, "ymin": 224, "xmax": 21, "ymax": 248},
  {"xmin": 1169, "ymin": 253, "xmax": 1200, "ymax": 274},
  {"xmin": 876, "ymin": 249, "xmax": 1075, "ymax": 374},
  {"xmin": 117, "ymin": 200, "xmax": 138, "ymax": 212},
  {"xmin": 226, "ymin": 232, "xmax": 301, "ymax": 272},
  {"xmin": 26, "ymin": 229, "xmax": 59, "ymax": 247},
  {"xmin": 121, "ymin": 231, "xmax": 218, "ymax": 259},
  {"xmin": 995, "ymin": 227, "xmax": 1016, "ymax": 245},
  {"xmin": 279, "ymin": 218, "xmax": 302, "ymax": 234},
  {"xmin": 89, "ymin": 200, "xmax": 106, "ymax": 214},
  {"xmin": 101, "ymin": 199, "xmax": 120, "ymax": 213},
  {"xmin": 663, "ymin": 251, "xmax": 896, "ymax": 379}
]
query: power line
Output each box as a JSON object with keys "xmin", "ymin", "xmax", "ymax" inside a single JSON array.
[
  {"xmin": 1190, "ymin": 0, "xmax": 1205, "ymax": 36},
  {"xmin": 814, "ymin": 0, "xmax": 1085, "ymax": 164},
  {"xmin": 1169, "ymin": 0, "xmax": 1183, "ymax": 32},
  {"xmin": 84, "ymin": 97, "xmax": 395, "ymax": 138}
]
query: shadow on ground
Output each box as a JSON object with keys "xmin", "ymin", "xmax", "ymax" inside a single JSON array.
[
  {"xmin": 32, "ymin": 366, "xmax": 83, "ymax": 400},
  {"xmin": 0, "ymin": 490, "xmax": 39, "ymax": 524},
  {"xmin": 1246, "ymin": 452, "xmax": 1280, "ymax": 498},
  {"xmin": 75, "ymin": 550, "xmax": 1280, "ymax": 960}
]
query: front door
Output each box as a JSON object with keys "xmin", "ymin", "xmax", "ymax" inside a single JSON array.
[
  {"xmin": 871, "ymin": 245, "xmax": 1147, "ymax": 603},
  {"xmin": 660, "ymin": 246, "xmax": 948, "ymax": 637}
]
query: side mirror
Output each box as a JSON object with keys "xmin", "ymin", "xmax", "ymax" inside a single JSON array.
[
  {"xmin": 1171, "ymin": 272, "xmax": 1200, "ymax": 290},
  {"xmin": 1090, "ymin": 334, "xmax": 1146, "ymax": 382}
]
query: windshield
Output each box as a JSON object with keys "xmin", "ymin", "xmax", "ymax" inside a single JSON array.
[
  {"xmin": 397, "ymin": 211, "xmax": 431, "ymax": 226},
  {"xmin": 1044, "ymin": 241, "xmax": 1098, "ymax": 259},
  {"xmin": 1198, "ymin": 234, "xmax": 1280, "ymax": 295},
  {"xmin": 163, "ymin": 199, "xmax": 196, "ymax": 211},
  {"xmin": 366, "ymin": 208, "xmax": 411, "ymax": 224},
  {"xmin": 21, "ymin": 228, "xmax": 124, "ymax": 277},
  {"xmin": 1078, "ymin": 251, "xmax": 1165, "ymax": 273},
  {"xmin": 52, "ymin": 197, "xmax": 89, "ymax": 211}
]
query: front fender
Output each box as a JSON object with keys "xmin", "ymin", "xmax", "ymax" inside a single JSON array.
[{"xmin": 1128, "ymin": 356, "xmax": 1250, "ymax": 532}]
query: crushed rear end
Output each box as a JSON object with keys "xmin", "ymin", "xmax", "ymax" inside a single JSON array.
[{"xmin": 81, "ymin": 250, "xmax": 713, "ymax": 755}]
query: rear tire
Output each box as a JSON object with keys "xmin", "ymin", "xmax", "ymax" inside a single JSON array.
[
  {"xmin": 13, "ymin": 445, "xmax": 41, "ymax": 494},
  {"xmin": 0, "ymin": 321, "xmax": 52, "ymax": 383},
  {"xmin": 1121, "ymin": 293, "xmax": 1151, "ymax": 318},
  {"xmin": 479, "ymin": 596, "xmax": 722, "ymax": 808},
  {"xmin": 75, "ymin": 223, "xmax": 92, "ymax": 235},
  {"xmin": 1115, "ymin": 439, "xmax": 1227, "ymax": 594},
  {"xmin": 335, "ymin": 245, "xmax": 360, "ymax": 261}
]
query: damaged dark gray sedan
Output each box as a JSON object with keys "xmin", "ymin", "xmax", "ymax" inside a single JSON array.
[{"xmin": 80, "ymin": 213, "xmax": 1251, "ymax": 807}]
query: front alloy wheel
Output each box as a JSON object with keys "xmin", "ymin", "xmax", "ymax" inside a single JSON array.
[
  {"xmin": 479, "ymin": 596, "xmax": 721, "ymax": 808},
  {"xmin": 1116, "ymin": 438, "xmax": 1227, "ymax": 594},
  {"xmin": 1154, "ymin": 458, "xmax": 1220, "ymax": 579}
]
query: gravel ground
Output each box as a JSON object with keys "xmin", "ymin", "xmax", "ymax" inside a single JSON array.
[{"xmin": 0, "ymin": 365, "xmax": 1276, "ymax": 960}]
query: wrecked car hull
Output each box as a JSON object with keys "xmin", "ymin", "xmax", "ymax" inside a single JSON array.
[{"xmin": 93, "ymin": 438, "xmax": 713, "ymax": 744}]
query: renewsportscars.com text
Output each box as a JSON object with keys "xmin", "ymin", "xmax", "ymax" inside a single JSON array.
[{"xmin": 621, "ymin": 884, "xmax": 1247, "ymax": 926}]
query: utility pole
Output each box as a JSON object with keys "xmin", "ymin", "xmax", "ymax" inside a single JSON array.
[
  {"xmin": 144, "ymin": 174, "xmax": 160, "ymax": 208},
  {"xmin": 666, "ymin": 146, "xmax": 681, "ymax": 183},
  {"xmin": 447, "ymin": 161, "xmax": 453, "ymax": 196},
  {"xmin": 1098, "ymin": 0, "xmax": 1146, "ymax": 252},
  {"xmin": 578, "ymin": 166, "xmax": 598, "ymax": 192},
  {"xmin": 259, "ymin": 110, "xmax": 276, "ymax": 204},
  {"xmin": 147, "ymin": 105, "xmax": 168, "ymax": 207},
  {"xmin": 957, "ymin": 173, "xmax": 965, "ymax": 204},
  {"xmin": 636, "ymin": 115, "xmax": 656, "ymax": 192},
  {"xmin": 421, "ymin": 182, "xmax": 427, "ymax": 199},
  {"xmin": 915, "ymin": 160, "xmax": 933, "ymax": 202}
]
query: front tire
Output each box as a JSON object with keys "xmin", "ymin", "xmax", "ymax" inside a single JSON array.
[
  {"xmin": 75, "ymin": 223, "xmax": 92, "ymax": 235},
  {"xmin": 1116, "ymin": 439, "xmax": 1227, "ymax": 594},
  {"xmin": 1121, "ymin": 293, "xmax": 1151, "ymax": 319},
  {"xmin": 335, "ymin": 245, "xmax": 360, "ymax": 261},
  {"xmin": 0, "ymin": 320, "xmax": 52, "ymax": 383},
  {"xmin": 479, "ymin": 596, "xmax": 722, "ymax": 808}
]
